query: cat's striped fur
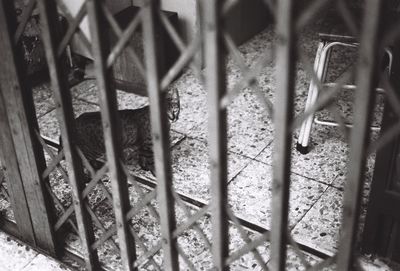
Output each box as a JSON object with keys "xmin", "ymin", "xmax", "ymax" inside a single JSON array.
[{"xmin": 59, "ymin": 88, "xmax": 180, "ymax": 175}]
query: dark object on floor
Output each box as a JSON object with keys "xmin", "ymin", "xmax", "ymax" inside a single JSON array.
[{"xmin": 109, "ymin": 6, "xmax": 180, "ymax": 95}]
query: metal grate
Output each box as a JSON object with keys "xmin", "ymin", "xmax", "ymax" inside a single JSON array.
[{"xmin": 0, "ymin": 0, "xmax": 400, "ymax": 270}]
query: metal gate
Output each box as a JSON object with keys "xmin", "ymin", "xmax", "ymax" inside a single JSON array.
[{"xmin": 0, "ymin": 0, "xmax": 399, "ymax": 270}]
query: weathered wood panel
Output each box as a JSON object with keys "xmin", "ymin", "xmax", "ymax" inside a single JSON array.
[
  {"xmin": 0, "ymin": 0, "xmax": 56, "ymax": 254},
  {"xmin": 0, "ymin": 86, "xmax": 35, "ymax": 245}
]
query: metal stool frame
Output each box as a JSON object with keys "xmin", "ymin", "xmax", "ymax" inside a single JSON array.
[{"xmin": 296, "ymin": 35, "xmax": 393, "ymax": 154}]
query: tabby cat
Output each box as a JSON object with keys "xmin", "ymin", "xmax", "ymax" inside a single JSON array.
[{"xmin": 59, "ymin": 88, "xmax": 180, "ymax": 175}]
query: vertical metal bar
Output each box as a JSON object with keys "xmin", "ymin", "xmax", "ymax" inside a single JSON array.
[
  {"xmin": 142, "ymin": 1, "xmax": 179, "ymax": 270},
  {"xmin": 270, "ymin": 0, "xmax": 295, "ymax": 270},
  {"xmin": 0, "ymin": 0, "xmax": 56, "ymax": 254},
  {"xmin": 37, "ymin": 0, "xmax": 100, "ymax": 270},
  {"xmin": 86, "ymin": 1, "xmax": 136, "ymax": 270},
  {"xmin": 202, "ymin": 0, "xmax": 229, "ymax": 270},
  {"xmin": 337, "ymin": 1, "xmax": 382, "ymax": 269}
]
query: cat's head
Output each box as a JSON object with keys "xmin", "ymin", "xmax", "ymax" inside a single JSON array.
[{"xmin": 165, "ymin": 87, "xmax": 180, "ymax": 122}]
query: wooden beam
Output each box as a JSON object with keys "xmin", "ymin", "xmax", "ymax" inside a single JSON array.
[
  {"xmin": 0, "ymin": 0, "xmax": 56, "ymax": 255},
  {"xmin": 0, "ymin": 85, "xmax": 35, "ymax": 245}
]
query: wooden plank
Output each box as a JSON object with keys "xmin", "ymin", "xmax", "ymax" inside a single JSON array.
[
  {"xmin": 0, "ymin": 0, "xmax": 56, "ymax": 255},
  {"xmin": 37, "ymin": 0, "xmax": 100, "ymax": 269},
  {"xmin": 202, "ymin": 0, "xmax": 229, "ymax": 270},
  {"xmin": 142, "ymin": 1, "xmax": 179, "ymax": 270},
  {"xmin": 337, "ymin": 0, "xmax": 383, "ymax": 269},
  {"xmin": 270, "ymin": 0, "xmax": 295, "ymax": 270},
  {"xmin": 86, "ymin": 1, "xmax": 136, "ymax": 270},
  {"xmin": 0, "ymin": 86, "xmax": 36, "ymax": 245}
]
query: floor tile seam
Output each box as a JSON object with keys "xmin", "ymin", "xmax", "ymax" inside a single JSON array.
[
  {"xmin": 327, "ymin": 181, "xmax": 346, "ymax": 192},
  {"xmin": 183, "ymin": 123, "xmax": 207, "ymax": 140},
  {"xmin": 170, "ymin": 132, "xmax": 187, "ymax": 149},
  {"xmin": 174, "ymin": 135, "xmax": 270, "ymax": 186},
  {"xmin": 37, "ymin": 80, "xmax": 95, "ymax": 101},
  {"xmin": 184, "ymin": 132, "xmax": 261, "ymax": 155},
  {"xmin": 245, "ymin": 156, "xmax": 334, "ymax": 188},
  {"xmin": 71, "ymin": 80, "xmax": 97, "ymax": 95},
  {"xmin": 327, "ymin": 170, "xmax": 346, "ymax": 188},
  {"xmin": 227, "ymin": 139, "xmax": 275, "ymax": 163},
  {"xmin": 227, "ymin": 141, "xmax": 274, "ymax": 185},
  {"xmin": 317, "ymin": 171, "xmax": 349, "ymax": 194},
  {"xmin": 73, "ymin": 97, "xmax": 99, "ymax": 106},
  {"xmin": 226, "ymin": 158, "xmax": 254, "ymax": 186},
  {"xmin": 289, "ymin": 184, "xmax": 331, "ymax": 232},
  {"xmin": 230, "ymin": 154, "xmax": 337, "ymax": 192},
  {"xmin": 252, "ymin": 155, "xmax": 271, "ymax": 166},
  {"xmin": 227, "ymin": 149, "xmax": 271, "ymax": 163},
  {"xmin": 289, "ymin": 171, "xmax": 333, "ymax": 187},
  {"xmin": 328, "ymin": 183, "xmax": 372, "ymax": 203},
  {"xmin": 288, "ymin": 174, "xmax": 349, "ymax": 234},
  {"xmin": 183, "ymin": 134, "xmax": 273, "ymax": 159},
  {"xmin": 19, "ymin": 253, "xmax": 40, "ymax": 270},
  {"xmin": 185, "ymin": 119, "xmax": 275, "ymax": 146},
  {"xmin": 170, "ymin": 129, "xmax": 186, "ymax": 136},
  {"xmin": 36, "ymin": 98, "xmax": 98, "ymax": 120},
  {"xmin": 37, "ymin": 107, "xmax": 56, "ymax": 119}
]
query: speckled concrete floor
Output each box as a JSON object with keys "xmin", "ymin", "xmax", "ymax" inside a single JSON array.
[
  {"xmin": 1, "ymin": 14, "xmax": 397, "ymax": 271},
  {"xmin": 0, "ymin": 231, "xmax": 71, "ymax": 271}
]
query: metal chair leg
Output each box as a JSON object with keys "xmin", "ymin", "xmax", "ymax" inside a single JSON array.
[
  {"xmin": 296, "ymin": 41, "xmax": 331, "ymax": 154},
  {"xmin": 296, "ymin": 44, "xmax": 392, "ymax": 154}
]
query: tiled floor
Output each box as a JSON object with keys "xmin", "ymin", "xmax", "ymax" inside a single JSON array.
[
  {"xmin": 0, "ymin": 231, "xmax": 70, "ymax": 271},
  {"xmin": 1, "ymin": 15, "xmax": 398, "ymax": 271}
]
